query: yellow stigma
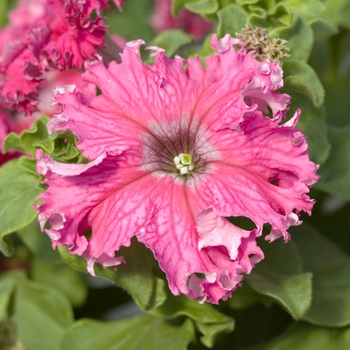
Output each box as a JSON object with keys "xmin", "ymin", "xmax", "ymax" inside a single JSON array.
[{"xmin": 173, "ymin": 153, "xmax": 194, "ymax": 175}]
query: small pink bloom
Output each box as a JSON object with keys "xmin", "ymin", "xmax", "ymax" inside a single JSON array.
[
  {"xmin": 0, "ymin": 67, "xmax": 92, "ymax": 165},
  {"xmin": 35, "ymin": 35, "xmax": 318, "ymax": 303},
  {"xmin": 0, "ymin": 0, "xmax": 122, "ymax": 113},
  {"xmin": 151, "ymin": 0, "xmax": 212, "ymax": 40}
]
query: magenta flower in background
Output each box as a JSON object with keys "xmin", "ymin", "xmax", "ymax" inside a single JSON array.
[
  {"xmin": 0, "ymin": 0, "xmax": 122, "ymax": 113},
  {"xmin": 151, "ymin": 0, "xmax": 212, "ymax": 40},
  {"xmin": 0, "ymin": 68, "xmax": 93, "ymax": 165},
  {"xmin": 35, "ymin": 34, "xmax": 318, "ymax": 304}
]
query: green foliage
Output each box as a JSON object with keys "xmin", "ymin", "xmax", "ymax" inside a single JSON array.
[
  {"xmin": 58, "ymin": 239, "xmax": 168, "ymax": 312},
  {"xmin": 30, "ymin": 258, "xmax": 88, "ymax": 308},
  {"xmin": 61, "ymin": 315, "xmax": 195, "ymax": 350},
  {"xmin": 151, "ymin": 293, "xmax": 234, "ymax": 347},
  {"xmin": 4, "ymin": 116, "xmax": 84, "ymax": 163},
  {"xmin": 172, "ymin": 0, "xmax": 204, "ymax": 16},
  {"xmin": 16, "ymin": 220, "xmax": 61, "ymax": 263},
  {"xmin": 283, "ymin": 60, "xmax": 325, "ymax": 108},
  {"xmin": 217, "ymin": 4, "xmax": 248, "ymax": 38},
  {"xmin": 105, "ymin": 0, "xmax": 155, "ymax": 42},
  {"xmin": 285, "ymin": 91, "xmax": 330, "ymax": 165},
  {"xmin": 152, "ymin": 29, "xmax": 193, "ymax": 57},
  {"xmin": 316, "ymin": 126, "xmax": 350, "ymax": 200},
  {"xmin": 185, "ymin": 0, "xmax": 219, "ymax": 15},
  {"xmin": 246, "ymin": 238, "xmax": 312, "ymax": 320},
  {"xmin": 0, "ymin": 271, "xmax": 73, "ymax": 350},
  {"xmin": 0, "ymin": 116, "xmax": 86, "ymax": 257},
  {"xmin": 0, "ymin": 0, "xmax": 10, "ymax": 27},
  {"xmin": 228, "ymin": 282, "xmax": 274, "ymax": 309},
  {"xmin": 0, "ymin": 281, "xmax": 15, "ymax": 319},
  {"xmin": 248, "ymin": 322, "xmax": 350, "ymax": 350},
  {"xmin": 291, "ymin": 224, "xmax": 350, "ymax": 327},
  {"xmin": 0, "ymin": 159, "xmax": 43, "ymax": 257},
  {"xmin": 325, "ymin": 0, "xmax": 350, "ymax": 29},
  {"xmin": 59, "ymin": 240, "xmax": 234, "ymax": 348},
  {"xmin": 4, "ymin": 116, "xmax": 53, "ymax": 155},
  {"xmin": 285, "ymin": 0, "xmax": 326, "ymax": 24}
]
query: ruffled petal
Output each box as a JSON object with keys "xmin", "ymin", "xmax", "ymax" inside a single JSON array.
[
  {"xmin": 35, "ymin": 150, "xmax": 153, "ymax": 272},
  {"xmin": 35, "ymin": 34, "xmax": 318, "ymax": 305},
  {"xmin": 48, "ymin": 83, "xmax": 145, "ymax": 160},
  {"xmin": 200, "ymin": 112, "xmax": 318, "ymax": 240}
]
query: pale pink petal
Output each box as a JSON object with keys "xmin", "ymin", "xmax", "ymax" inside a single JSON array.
[
  {"xmin": 36, "ymin": 149, "xmax": 107, "ymax": 176},
  {"xmin": 197, "ymin": 208, "xmax": 251, "ymax": 260}
]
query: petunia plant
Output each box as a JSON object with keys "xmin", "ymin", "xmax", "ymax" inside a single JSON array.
[{"xmin": 1, "ymin": 0, "xmax": 350, "ymax": 349}]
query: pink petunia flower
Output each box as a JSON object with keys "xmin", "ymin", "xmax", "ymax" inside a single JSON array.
[
  {"xmin": 0, "ymin": 0, "xmax": 122, "ymax": 114},
  {"xmin": 151, "ymin": 0, "xmax": 212, "ymax": 40},
  {"xmin": 35, "ymin": 34, "xmax": 319, "ymax": 304}
]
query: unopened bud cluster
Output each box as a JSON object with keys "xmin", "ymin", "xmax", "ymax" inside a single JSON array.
[{"xmin": 236, "ymin": 25, "xmax": 290, "ymax": 63}]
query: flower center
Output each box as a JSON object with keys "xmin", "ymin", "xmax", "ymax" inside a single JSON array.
[
  {"xmin": 173, "ymin": 153, "xmax": 194, "ymax": 175},
  {"xmin": 140, "ymin": 116, "xmax": 219, "ymax": 185}
]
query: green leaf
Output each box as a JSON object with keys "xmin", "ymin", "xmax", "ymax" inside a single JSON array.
[
  {"xmin": 324, "ymin": 0, "xmax": 343, "ymax": 25},
  {"xmin": 3, "ymin": 133, "xmax": 25, "ymax": 153},
  {"xmin": 217, "ymin": 4, "xmax": 248, "ymax": 38},
  {"xmin": 3, "ymin": 116, "xmax": 84, "ymax": 164},
  {"xmin": 246, "ymin": 238, "xmax": 312, "ymax": 320},
  {"xmin": 324, "ymin": 0, "xmax": 350, "ymax": 28},
  {"xmin": 316, "ymin": 125, "xmax": 350, "ymax": 200},
  {"xmin": 105, "ymin": 0, "xmax": 155, "ymax": 42},
  {"xmin": 0, "ymin": 281, "xmax": 15, "ymax": 319},
  {"xmin": 31, "ymin": 258, "xmax": 88, "ymax": 308},
  {"xmin": 0, "ymin": 158, "xmax": 43, "ymax": 257},
  {"xmin": 151, "ymin": 293, "xmax": 234, "ymax": 348},
  {"xmin": 172, "ymin": 0, "xmax": 217, "ymax": 16},
  {"xmin": 185, "ymin": 0, "xmax": 219, "ymax": 15},
  {"xmin": 249, "ymin": 322, "xmax": 350, "ymax": 350},
  {"xmin": 172, "ymin": 0, "xmax": 191, "ymax": 16},
  {"xmin": 248, "ymin": 3, "xmax": 292, "ymax": 29},
  {"xmin": 236, "ymin": 0, "xmax": 259, "ymax": 5},
  {"xmin": 0, "ymin": 271, "xmax": 73, "ymax": 350},
  {"xmin": 227, "ymin": 281, "xmax": 274, "ymax": 310},
  {"xmin": 61, "ymin": 315, "xmax": 195, "ymax": 350},
  {"xmin": 283, "ymin": 60, "xmax": 325, "ymax": 108},
  {"xmin": 290, "ymin": 223, "xmax": 348, "ymax": 272},
  {"xmin": 58, "ymin": 239, "xmax": 168, "ymax": 312},
  {"xmin": 311, "ymin": 20, "xmax": 338, "ymax": 40},
  {"xmin": 152, "ymin": 30, "xmax": 192, "ymax": 57},
  {"xmin": 16, "ymin": 220, "xmax": 61, "ymax": 263},
  {"xmin": 285, "ymin": 0, "xmax": 326, "ymax": 24},
  {"xmin": 0, "ymin": 0, "xmax": 10, "ymax": 27},
  {"xmin": 59, "ymin": 242, "xmax": 233, "ymax": 347},
  {"xmin": 291, "ymin": 224, "xmax": 350, "ymax": 327},
  {"xmin": 50, "ymin": 131, "xmax": 83, "ymax": 163},
  {"xmin": 304, "ymin": 261, "xmax": 350, "ymax": 327},
  {"xmin": 3, "ymin": 116, "xmax": 53, "ymax": 155},
  {"xmin": 284, "ymin": 91, "xmax": 330, "ymax": 165}
]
